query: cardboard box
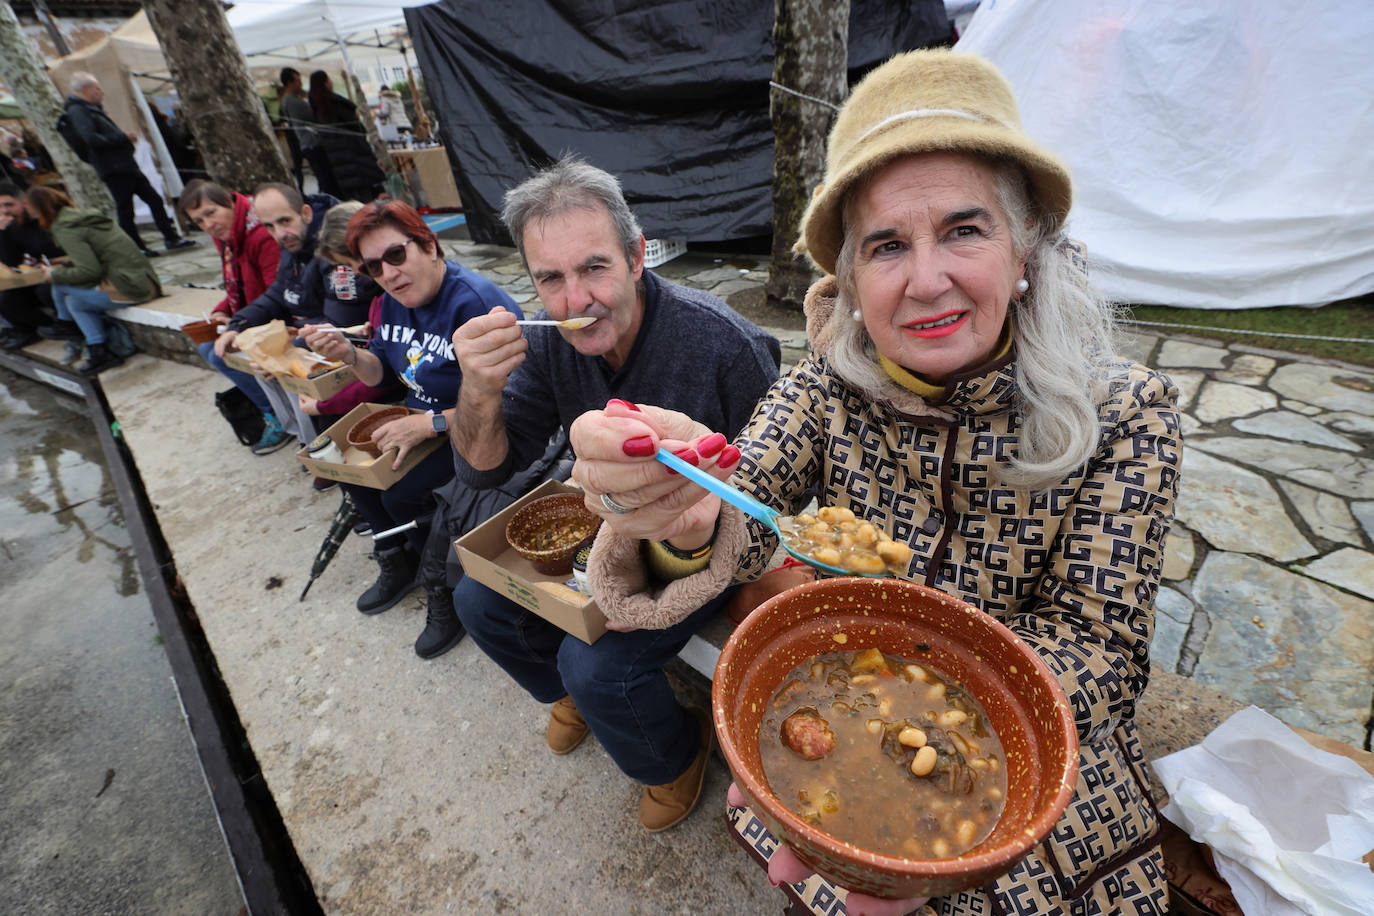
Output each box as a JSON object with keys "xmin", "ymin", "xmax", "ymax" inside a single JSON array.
[
  {"xmin": 277, "ymin": 361, "xmax": 356, "ymax": 399},
  {"xmin": 0, "ymin": 265, "xmax": 46, "ymax": 291},
  {"xmin": 295, "ymin": 403, "xmax": 443, "ymax": 490},
  {"xmin": 454, "ymin": 479, "xmax": 607, "ymax": 644},
  {"xmin": 223, "ymin": 348, "xmax": 355, "ymax": 396},
  {"xmin": 223, "ymin": 349, "xmax": 272, "ymax": 378}
]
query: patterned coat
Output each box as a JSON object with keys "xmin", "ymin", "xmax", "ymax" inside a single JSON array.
[{"xmin": 589, "ymin": 280, "xmax": 1183, "ymax": 914}]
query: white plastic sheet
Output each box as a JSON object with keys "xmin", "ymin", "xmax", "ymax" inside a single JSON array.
[
  {"xmin": 1152, "ymin": 706, "xmax": 1374, "ymax": 915},
  {"xmin": 955, "ymin": 0, "xmax": 1374, "ymax": 308}
]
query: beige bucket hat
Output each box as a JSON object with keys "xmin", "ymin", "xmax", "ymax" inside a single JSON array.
[{"xmin": 798, "ymin": 49, "xmax": 1073, "ymax": 275}]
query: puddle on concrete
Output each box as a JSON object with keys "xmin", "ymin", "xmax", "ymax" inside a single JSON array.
[
  {"xmin": 0, "ymin": 370, "xmax": 138, "ymax": 596},
  {"xmin": 0, "ymin": 367, "xmax": 243, "ymax": 912}
]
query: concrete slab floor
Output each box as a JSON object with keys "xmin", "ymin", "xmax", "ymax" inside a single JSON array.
[{"xmin": 100, "ymin": 357, "xmax": 779, "ymax": 913}]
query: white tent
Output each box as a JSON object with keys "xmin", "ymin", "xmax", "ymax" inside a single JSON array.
[
  {"xmin": 228, "ymin": 0, "xmax": 426, "ymax": 60},
  {"xmin": 956, "ymin": 0, "xmax": 1374, "ymax": 309}
]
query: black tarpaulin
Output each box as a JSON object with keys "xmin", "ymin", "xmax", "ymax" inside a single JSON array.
[{"xmin": 406, "ymin": 1, "xmax": 952, "ymax": 245}]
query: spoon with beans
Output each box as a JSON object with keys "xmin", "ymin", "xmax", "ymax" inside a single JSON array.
[{"xmin": 655, "ymin": 449, "xmax": 912, "ymax": 578}]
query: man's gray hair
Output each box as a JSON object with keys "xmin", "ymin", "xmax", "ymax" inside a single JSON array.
[
  {"xmin": 500, "ymin": 155, "xmax": 642, "ymax": 269},
  {"xmin": 70, "ymin": 72, "xmax": 99, "ymax": 94}
]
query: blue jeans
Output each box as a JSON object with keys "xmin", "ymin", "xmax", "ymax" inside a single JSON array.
[
  {"xmin": 454, "ymin": 578, "xmax": 733, "ymax": 785},
  {"xmin": 50, "ymin": 284, "xmax": 120, "ymax": 345},
  {"xmin": 197, "ymin": 340, "xmax": 273, "ymax": 417}
]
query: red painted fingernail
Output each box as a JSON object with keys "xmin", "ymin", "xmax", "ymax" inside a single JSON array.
[
  {"xmin": 606, "ymin": 398, "xmax": 640, "ymax": 412},
  {"xmin": 673, "ymin": 448, "xmax": 699, "ymax": 465},
  {"xmin": 622, "ymin": 435, "xmax": 655, "ymax": 457},
  {"xmin": 696, "ymin": 433, "xmax": 727, "ymax": 458},
  {"xmin": 717, "ymin": 445, "xmax": 741, "ymax": 469}
]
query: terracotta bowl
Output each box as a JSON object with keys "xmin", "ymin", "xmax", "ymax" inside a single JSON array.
[
  {"xmin": 180, "ymin": 319, "xmax": 219, "ymax": 346},
  {"xmin": 344, "ymin": 406, "xmax": 409, "ymax": 456},
  {"xmin": 713, "ymin": 577, "xmax": 1079, "ymax": 900},
  {"xmin": 505, "ymin": 493, "xmax": 602, "ymax": 576}
]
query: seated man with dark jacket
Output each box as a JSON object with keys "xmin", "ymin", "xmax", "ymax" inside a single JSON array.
[
  {"xmin": 0, "ymin": 180, "xmax": 64, "ymax": 350},
  {"xmin": 213, "ymin": 184, "xmax": 373, "ymax": 460}
]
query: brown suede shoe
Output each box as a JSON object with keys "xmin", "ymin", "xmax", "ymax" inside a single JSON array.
[
  {"xmin": 546, "ymin": 696, "xmax": 589, "ymax": 755},
  {"xmin": 639, "ymin": 706, "xmax": 713, "ymax": 832}
]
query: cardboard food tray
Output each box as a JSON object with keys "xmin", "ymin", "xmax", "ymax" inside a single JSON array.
[
  {"xmin": 295, "ymin": 402, "xmax": 443, "ymax": 490},
  {"xmin": 276, "ymin": 360, "xmax": 356, "ymax": 399},
  {"xmin": 0, "ymin": 265, "xmax": 46, "ymax": 291},
  {"xmin": 454, "ymin": 479, "xmax": 607, "ymax": 645},
  {"xmin": 223, "ymin": 349, "xmax": 272, "ymax": 378}
]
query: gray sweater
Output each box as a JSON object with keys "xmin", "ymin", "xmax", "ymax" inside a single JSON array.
[{"xmin": 454, "ymin": 269, "xmax": 781, "ymax": 489}]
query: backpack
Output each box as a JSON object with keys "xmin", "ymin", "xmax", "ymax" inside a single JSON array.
[
  {"xmin": 55, "ymin": 112, "xmax": 92, "ymax": 163},
  {"xmin": 103, "ymin": 319, "xmax": 137, "ymax": 358},
  {"xmin": 215, "ymin": 387, "xmax": 266, "ymax": 446}
]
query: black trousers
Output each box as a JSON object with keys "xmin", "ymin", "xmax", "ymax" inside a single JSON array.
[
  {"xmin": 104, "ymin": 169, "xmax": 180, "ymax": 249},
  {"xmin": 0, "ymin": 285, "xmax": 55, "ymax": 332}
]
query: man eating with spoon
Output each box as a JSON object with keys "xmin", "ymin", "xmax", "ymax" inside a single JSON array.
[{"xmin": 449, "ymin": 154, "xmax": 780, "ymax": 832}]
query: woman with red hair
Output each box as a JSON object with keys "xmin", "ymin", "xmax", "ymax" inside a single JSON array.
[{"xmin": 304, "ymin": 199, "xmax": 521, "ymax": 659}]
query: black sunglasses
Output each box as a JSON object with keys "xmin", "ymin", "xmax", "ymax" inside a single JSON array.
[{"xmin": 358, "ymin": 239, "xmax": 417, "ymax": 278}]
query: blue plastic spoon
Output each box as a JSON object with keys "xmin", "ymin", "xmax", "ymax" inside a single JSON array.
[{"xmin": 654, "ymin": 448, "xmax": 890, "ymax": 578}]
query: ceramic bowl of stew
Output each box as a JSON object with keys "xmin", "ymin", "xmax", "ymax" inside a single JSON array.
[
  {"xmin": 713, "ymin": 576, "xmax": 1079, "ymax": 900},
  {"xmin": 505, "ymin": 493, "xmax": 603, "ymax": 576},
  {"xmin": 344, "ymin": 406, "xmax": 410, "ymax": 457}
]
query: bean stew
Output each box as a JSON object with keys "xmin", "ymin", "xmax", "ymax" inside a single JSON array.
[
  {"xmin": 775, "ymin": 506, "xmax": 914, "ymax": 576},
  {"xmin": 759, "ymin": 647, "xmax": 1007, "ymax": 859}
]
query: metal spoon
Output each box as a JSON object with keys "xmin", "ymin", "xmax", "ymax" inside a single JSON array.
[
  {"xmin": 654, "ymin": 449, "xmax": 889, "ymax": 578},
  {"xmin": 516, "ymin": 317, "xmax": 599, "ymax": 329}
]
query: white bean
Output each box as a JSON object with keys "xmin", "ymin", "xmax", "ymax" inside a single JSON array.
[{"xmin": 910, "ymin": 745, "xmax": 937, "ymax": 776}]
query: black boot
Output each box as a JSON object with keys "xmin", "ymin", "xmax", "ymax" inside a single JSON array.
[
  {"xmin": 78, "ymin": 343, "xmax": 124, "ymax": 376},
  {"xmin": 37, "ymin": 319, "xmax": 82, "ymax": 340},
  {"xmin": 415, "ymin": 584, "xmax": 465, "ymax": 659},
  {"xmin": 356, "ymin": 545, "xmax": 420, "ymax": 614}
]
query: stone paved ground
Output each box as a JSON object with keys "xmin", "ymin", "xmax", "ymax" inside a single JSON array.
[{"xmin": 149, "ymin": 237, "xmax": 1374, "ymax": 749}]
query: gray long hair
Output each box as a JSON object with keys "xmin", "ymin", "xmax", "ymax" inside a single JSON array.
[
  {"xmin": 829, "ymin": 156, "xmax": 1119, "ymax": 491},
  {"xmin": 500, "ymin": 154, "xmax": 642, "ymax": 269}
]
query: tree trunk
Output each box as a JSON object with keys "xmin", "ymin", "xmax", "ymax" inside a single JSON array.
[
  {"xmin": 142, "ymin": 0, "xmax": 292, "ymax": 192},
  {"xmin": 0, "ymin": 1, "xmax": 112, "ymax": 214},
  {"xmin": 766, "ymin": 0, "xmax": 848, "ymax": 312}
]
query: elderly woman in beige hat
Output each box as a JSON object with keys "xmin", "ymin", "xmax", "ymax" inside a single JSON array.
[{"xmin": 569, "ymin": 49, "xmax": 1180, "ymax": 915}]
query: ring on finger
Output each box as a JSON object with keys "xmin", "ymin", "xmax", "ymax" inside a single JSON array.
[{"xmin": 601, "ymin": 492, "xmax": 633, "ymax": 515}]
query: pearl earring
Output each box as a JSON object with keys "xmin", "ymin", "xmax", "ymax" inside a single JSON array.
[
  {"xmin": 1015, "ymin": 279, "xmax": 1029, "ymax": 294},
  {"xmin": 852, "ymin": 309, "xmax": 863, "ymax": 322}
]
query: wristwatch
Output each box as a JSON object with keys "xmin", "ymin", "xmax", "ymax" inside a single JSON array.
[{"xmin": 430, "ymin": 411, "xmax": 448, "ymax": 434}]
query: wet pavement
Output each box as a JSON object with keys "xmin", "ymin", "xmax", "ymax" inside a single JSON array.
[{"xmin": 0, "ymin": 370, "xmax": 244, "ymax": 915}]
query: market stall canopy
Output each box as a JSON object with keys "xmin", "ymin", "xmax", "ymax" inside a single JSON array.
[
  {"xmin": 956, "ymin": 0, "xmax": 1374, "ymax": 309},
  {"xmin": 228, "ymin": 0, "xmax": 427, "ymax": 57}
]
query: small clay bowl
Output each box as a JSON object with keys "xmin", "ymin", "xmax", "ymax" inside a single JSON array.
[
  {"xmin": 180, "ymin": 319, "xmax": 219, "ymax": 346},
  {"xmin": 713, "ymin": 576, "xmax": 1079, "ymax": 900},
  {"xmin": 505, "ymin": 493, "xmax": 602, "ymax": 576},
  {"xmin": 345, "ymin": 406, "xmax": 409, "ymax": 457}
]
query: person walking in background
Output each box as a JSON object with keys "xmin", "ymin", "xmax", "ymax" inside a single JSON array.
[
  {"xmin": 375, "ymin": 88, "xmax": 411, "ymax": 145},
  {"xmin": 280, "ymin": 68, "xmax": 340, "ymax": 197},
  {"xmin": 307, "ymin": 71, "xmax": 385, "ymax": 204},
  {"xmin": 179, "ymin": 179, "xmax": 290, "ymax": 455},
  {"xmin": 61, "ymin": 73, "xmax": 195, "ymax": 258},
  {"xmin": 23, "ymin": 187, "xmax": 161, "ymax": 376}
]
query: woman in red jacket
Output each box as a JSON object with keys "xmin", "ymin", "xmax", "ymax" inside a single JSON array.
[{"xmin": 180, "ymin": 179, "xmax": 287, "ymax": 454}]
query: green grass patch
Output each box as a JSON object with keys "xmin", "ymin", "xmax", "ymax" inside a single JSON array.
[{"xmin": 1121, "ymin": 295, "xmax": 1374, "ymax": 367}]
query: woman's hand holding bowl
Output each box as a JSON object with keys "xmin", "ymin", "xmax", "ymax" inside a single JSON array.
[
  {"xmin": 569, "ymin": 399, "xmax": 740, "ymax": 547},
  {"xmin": 373, "ymin": 414, "xmax": 434, "ymax": 470},
  {"xmin": 726, "ymin": 783, "xmax": 930, "ymax": 916}
]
